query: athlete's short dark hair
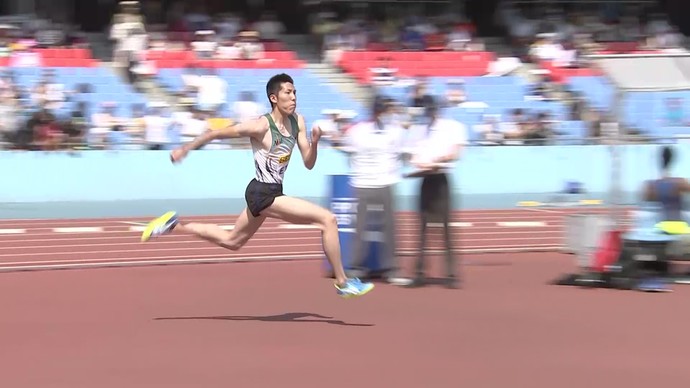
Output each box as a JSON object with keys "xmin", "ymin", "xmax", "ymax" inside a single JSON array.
[
  {"xmin": 661, "ymin": 145, "xmax": 674, "ymax": 170},
  {"xmin": 266, "ymin": 73, "xmax": 294, "ymax": 107}
]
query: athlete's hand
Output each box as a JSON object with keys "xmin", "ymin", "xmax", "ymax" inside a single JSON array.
[
  {"xmin": 170, "ymin": 148, "xmax": 188, "ymax": 164},
  {"xmin": 311, "ymin": 125, "xmax": 322, "ymax": 144}
]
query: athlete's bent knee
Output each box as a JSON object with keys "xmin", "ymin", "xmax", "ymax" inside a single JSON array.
[
  {"xmin": 219, "ymin": 238, "xmax": 245, "ymax": 251},
  {"xmin": 321, "ymin": 212, "xmax": 338, "ymax": 230}
]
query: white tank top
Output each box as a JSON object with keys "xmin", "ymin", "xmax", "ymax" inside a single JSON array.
[{"xmin": 251, "ymin": 113, "xmax": 298, "ymax": 184}]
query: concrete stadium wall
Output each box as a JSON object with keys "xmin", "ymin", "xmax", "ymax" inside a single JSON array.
[{"xmin": 0, "ymin": 144, "xmax": 677, "ymax": 217}]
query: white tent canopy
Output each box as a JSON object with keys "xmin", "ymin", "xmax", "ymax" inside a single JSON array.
[{"xmin": 588, "ymin": 52, "xmax": 690, "ymax": 92}]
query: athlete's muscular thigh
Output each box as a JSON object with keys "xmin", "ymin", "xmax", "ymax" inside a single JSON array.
[
  {"xmin": 262, "ymin": 196, "xmax": 336, "ymax": 229},
  {"xmin": 226, "ymin": 207, "xmax": 267, "ymax": 248}
]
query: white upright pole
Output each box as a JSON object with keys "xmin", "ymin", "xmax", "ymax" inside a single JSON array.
[{"xmin": 609, "ymin": 89, "xmax": 624, "ymax": 231}]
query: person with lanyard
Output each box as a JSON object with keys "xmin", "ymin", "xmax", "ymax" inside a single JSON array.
[
  {"xmin": 336, "ymin": 95, "xmax": 410, "ymax": 285},
  {"xmin": 404, "ymin": 96, "xmax": 467, "ymax": 289}
]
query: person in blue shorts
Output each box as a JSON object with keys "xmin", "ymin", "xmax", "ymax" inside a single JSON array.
[{"xmin": 140, "ymin": 73, "xmax": 374, "ymax": 298}]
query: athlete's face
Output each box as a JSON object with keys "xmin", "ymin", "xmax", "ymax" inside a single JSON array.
[{"xmin": 271, "ymin": 82, "xmax": 297, "ymax": 114}]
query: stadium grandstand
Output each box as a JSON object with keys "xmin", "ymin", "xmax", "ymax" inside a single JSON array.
[
  {"xmin": 0, "ymin": 0, "xmax": 686, "ymax": 151},
  {"xmin": 4, "ymin": 1, "xmax": 690, "ymax": 384}
]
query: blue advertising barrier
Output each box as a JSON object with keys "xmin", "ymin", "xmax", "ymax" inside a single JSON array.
[{"xmin": 323, "ymin": 175, "xmax": 382, "ymax": 276}]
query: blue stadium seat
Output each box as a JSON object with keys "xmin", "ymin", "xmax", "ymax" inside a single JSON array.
[
  {"xmin": 156, "ymin": 68, "xmax": 367, "ymax": 128},
  {"xmin": 566, "ymin": 76, "xmax": 690, "ymax": 138}
]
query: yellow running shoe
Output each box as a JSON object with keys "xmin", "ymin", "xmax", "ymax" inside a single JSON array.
[{"xmin": 141, "ymin": 211, "xmax": 178, "ymax": 242}]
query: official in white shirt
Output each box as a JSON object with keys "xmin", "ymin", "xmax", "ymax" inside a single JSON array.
[
  {"xmin": 339, "ymin": 96, "xmax": 409, "ymax": 284},
  {"xmin": 405, "ymin": 97, "xmax": 467, "ymax": 289}
]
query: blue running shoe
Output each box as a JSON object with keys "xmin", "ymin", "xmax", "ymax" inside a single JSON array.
[
  {"xmin": 335, "ymin": 278, "xmax": 375, "ymax": 298},
  {"xmin": 141, "ymin": 211, "xmax": 179, "ymax": 242},
  {"xmin": 637, "ymin": 278, "xmax": 672, "ymax": 293}
]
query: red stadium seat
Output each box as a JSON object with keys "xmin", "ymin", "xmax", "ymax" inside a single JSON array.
[{"xmin": 337, "ymin": 50, "xmax": 495, "ymax": 83}]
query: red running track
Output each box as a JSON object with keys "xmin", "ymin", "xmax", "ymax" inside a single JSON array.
[
  {"xmin": 2, "ymin": 252, "xmax": 689, "ymax": 388},
  {"xmin": 3, "ymin": 206, "xmax": 687, "ymax": 388},
  {"xmin": 0, "ymin": 207, "xmax": 623, "ymax": 272}
]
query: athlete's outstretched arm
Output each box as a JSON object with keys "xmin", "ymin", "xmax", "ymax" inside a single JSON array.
[
  {"xmin": 296, "ymin": 114, "xmax": 319, "ymax": 170},
  {"xmin": 171, "ymin": 117, "xmax": 267, "ymax": 163}
]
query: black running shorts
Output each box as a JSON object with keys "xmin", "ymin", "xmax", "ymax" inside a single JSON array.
[
  {"xmin": 419, "ymin": 173, "xmax": 451, "ymax": 221},
  {"xmin": 244, "ymin": 178, "xmax": 284, "ymax": 217}
]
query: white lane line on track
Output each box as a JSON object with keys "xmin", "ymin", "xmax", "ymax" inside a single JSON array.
[
  {"xmin": 0, "ymin": 229, "xmax": 564, "ymax": 246},
  {"xmin": 0, "ymin": 223, "xmax": 573, "ymax": 238},
  {"xmin": 53, "ymin": 227, "xmax": 104, "ymax": 233},
  {"xmin": 0, "ymin": 211, "xmax": 564, "ymax": 228},
  {"xmin": 0, "ymin": 211, "xmax": 606, "ymax": 227},
  {"xmin": 127, "ymin": 224, "xmax": 236, "ymax": 232},
  {"xmin": 0, "ymin": 210, "xmax": 561, "ymax": 223},
  {"xmin": 0, "ymin": 236, "xmax": 561, "ymax": 256},
  {"xmin": 0, "ymin": 245, "xmax": 564, "ymax": 270},
  {"xmin": 0, "ymin": 229, "xmax": 26, "ymax": 234},
  {"xmin": 496, "ymin": 221, "xmax": 547, "ymax": 227},
  {"xmin": 279, "ymin": 222, "xmax": 476, "ymax": 229}
]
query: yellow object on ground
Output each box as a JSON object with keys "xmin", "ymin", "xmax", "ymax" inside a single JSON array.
[{"xmin": 655, "ymin": 221, "xmax": 690, "ymax": 235}]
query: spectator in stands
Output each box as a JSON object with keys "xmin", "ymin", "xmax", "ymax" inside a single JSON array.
[
  {"xmin": 446, "ymin": 23, "xmax": 472, "ymax": 51},
  {"xmin": 232, "ymin": 91, "xmax": 263, "ymax": 123},
  {"xmin": 369, "ymin": 57, "xmax": 397, "ymax": 87},
  {"xmin": 253, "ymin": 13, "xmax": 285, "ymax": 42},
  {"xmin": 91, "ymin": 102, "xmax": 120, "ymax": 149},
  {"xmin": 124, "ymin": 103, "xmax": 146, "ymax": 147},
  {"xmin": 39, "ymin": 70, "xmax": 66, "ymax": 111},
  {"xmin": 0, "ymin": 72, "xmax": 16, "ymax": 99},
  {"xmin": 0, "ymin": 95, "xmax": 18, "ymax": 149},
  {"xmin": 177, "ymin": 106, "xmax": 208, "ymax": 146},
  {"xmin": 33, "ymin": 109, "xmax": 63, "ymax": 151},
  {"xmin": 400, "ymin": 25, "xmax": 425, "ymax": 51},
  {"xmin": 526, "ymin": 69, "xmax": 555, "ymax": 102},
  {"xmin": 194, "ymin": 67, "xmax": 227, "ymax": 114},
  {"xmin": 235, "ymin": 30, "xmax": 265, "ymax": 60},
  {"xmin": 474, "ymin": 114, "xmax": 504, "ymax": 145},
  {"xmin": 445, "ymin": 79, "xmax": 467, "ymax": 106},
  {"xmin": 529, "ymin": 33, "xmax": 565, "ymax": 63},
  {"xmin": 62, "ymin": 101, "xmax": 88, "ymax": 150},
  {"xmin": 214, "ymin": 13, "xmax": 243, "ymax": 42},
  {"xmin": 185, "ymin": 3, "xmax": 213, "ymax": 32},
  {"xmin": 522, "ymin": 112, "xmax": 553, "ymax": 145},
  {"xmin": 409, "ymin": 78, "xmax": 434, "ymax": 112},
  {"xmin": 312, "ymin": 109, "xmax": 351, "ymax": 145},
  {"xmin": 110, "ymin": 1, "xmax": 146, "ymax": 73},
  {"xmin": 143, "ymin": 102, "xmax": 172, "ymax": 150},
  {"xmin": 191, "ymin": 30, "xmax": 217, "ymax": 59},
  {"xmin": 501, "ymin": 108, "xmax": 527, "ymax": 142},
  {"xmin": 215, "ymin": 37, "xmax": 241, "ymax": 59}
]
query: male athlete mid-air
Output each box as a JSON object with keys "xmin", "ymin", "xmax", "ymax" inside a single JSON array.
[{"xmin": 140, "ymin": 73, "xmax": 375, "ymax": 298}]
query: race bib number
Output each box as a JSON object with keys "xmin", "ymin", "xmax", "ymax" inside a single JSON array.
[{"xmin": 278, "ymin": 154, "xmax": 291, "ymax": 164}]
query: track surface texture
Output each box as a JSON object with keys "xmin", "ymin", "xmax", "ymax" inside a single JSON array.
[{"xmin": 3, "ymin": 207, "xmax": 685, "ymax": 388}]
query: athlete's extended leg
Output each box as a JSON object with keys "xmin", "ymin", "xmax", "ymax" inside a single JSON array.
[
  {"xmin": 262, "ymin": 196, "xmax": 374, "ymax": 298},
  {"xmin": 141, "ymin": 208, "xmax": 266, "ymax": 251}
]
